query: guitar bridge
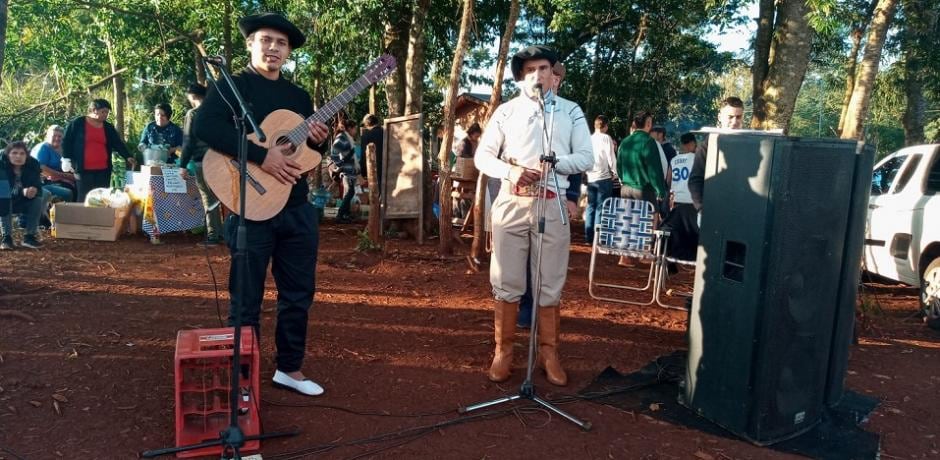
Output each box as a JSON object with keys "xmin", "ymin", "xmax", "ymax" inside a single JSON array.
[{"xmin": 229, "ymin": 159, "xmax": 267, "ymax": 195}]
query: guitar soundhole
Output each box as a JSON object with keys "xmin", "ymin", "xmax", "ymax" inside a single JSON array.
[{"xmin": 275, "ymin": 136, "xmax": 298, "ymax": 156}]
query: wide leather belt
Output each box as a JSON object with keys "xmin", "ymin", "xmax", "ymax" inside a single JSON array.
[{"xmin": 511, "ymin": 184, "xmax": 556, "ymax": 199}]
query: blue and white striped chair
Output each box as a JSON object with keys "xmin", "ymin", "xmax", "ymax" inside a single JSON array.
[{"xmin": 588, "ymin": 197, "xmax": 666, "ymax": 306}]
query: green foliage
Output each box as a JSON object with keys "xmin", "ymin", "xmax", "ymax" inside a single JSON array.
[
  {"xmin": 2, "ymin": 0, "xmax": 934, "ymax": 165},
  {"xmin": 355, "ymin": 229, "xmax": 381, "ymax": 252}
]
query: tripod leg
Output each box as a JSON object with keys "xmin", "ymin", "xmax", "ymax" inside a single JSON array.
[
  {"xmin": 530, "ymin": 394, "xmax": 592, "ymax": 431},
  {"xmin": 459, "ymin": 394, "xmax": 523, "ymax": 414}
]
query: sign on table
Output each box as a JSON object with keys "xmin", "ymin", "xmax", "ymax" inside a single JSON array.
[{"xmin": 161, "ymin": 166, "xmax": 187, "ymax": 193}]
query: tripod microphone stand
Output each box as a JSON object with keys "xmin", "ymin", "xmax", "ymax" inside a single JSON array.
[
  {"xmin": 459, "ymin": 85, "xmax": 591, "ymax": 431},
  {"xmin": 142, "ymin": 56, "xmax": 299, "ymax": 459}
]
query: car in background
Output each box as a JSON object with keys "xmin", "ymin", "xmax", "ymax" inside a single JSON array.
[{"xmin": 864, "ymin": 143, "xmax": 940, "ymax": 329}]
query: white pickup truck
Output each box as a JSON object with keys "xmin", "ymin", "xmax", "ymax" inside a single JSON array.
[{"xmin": 865, "ymin": 143, "xmax": 940, "ymax": 329}]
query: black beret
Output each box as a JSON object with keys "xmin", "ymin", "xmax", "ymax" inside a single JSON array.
[
  {"xmin": 186, "ymin": 83, "xmax": 207, "ymax": 97},
  {"xmin": 238, "ymin": 13, "xmax": 306, "ymax": 49},
  {"xmin": 510, "ymin": 45, "xmax": 559, "ymax": 81}
]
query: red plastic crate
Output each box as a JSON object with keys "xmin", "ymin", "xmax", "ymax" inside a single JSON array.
[{"xmin": 174, "ymin": 328, "xmax": 261, "ymax": 458}]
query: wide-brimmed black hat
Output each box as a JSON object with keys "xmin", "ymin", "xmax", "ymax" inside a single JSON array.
[
  {"xmin": 510, "ymin": 45, "xmax": 558, "ymax": 81},
  {"xmin": 238, "ymin": 13, "xmax": 306, "ymax": 49}
]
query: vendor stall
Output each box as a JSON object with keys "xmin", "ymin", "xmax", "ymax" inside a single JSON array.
[{"xmin": 126, "ymin": 166, "xmax": 204, "ymax": 241}]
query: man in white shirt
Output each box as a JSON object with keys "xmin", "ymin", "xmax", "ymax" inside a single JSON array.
[
  {"xmin": 585, "ymin": 115, "xmax": 616, "ymax": 243},
  {"xmin": 475, "ymin": 45, "xmax": 593, "ymax": 386}
]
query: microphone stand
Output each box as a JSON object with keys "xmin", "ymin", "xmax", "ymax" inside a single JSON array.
[
  {"xmin": 459, "ymin": 86, "xmax": 591, "ymax": 431},
  {"xmin": 142, "ymin": 57, "xmax": 299, "ymax": 459}
]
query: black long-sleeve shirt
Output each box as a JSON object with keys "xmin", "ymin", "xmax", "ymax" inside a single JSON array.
[
  {"xmin": 178, "ymin": 107, "xmax": 210, "ymax": 169},
  {"xmin": 193, "ymin": 66, "xmax": 317, "ymax": 211}
]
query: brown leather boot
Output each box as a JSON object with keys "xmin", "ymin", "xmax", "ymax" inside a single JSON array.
[
  {"xmin": 538, "ymin": 306, "xmax": 568, "ymax": 386},
  {"xmin": 488, "ymin": 301, "xmax": 518, "ymax": 382}
]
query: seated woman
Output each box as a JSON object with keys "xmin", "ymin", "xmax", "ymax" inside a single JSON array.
[
  {"xmin": 1, "ymin": 141, "xmax": 45, "ymax": 249},
  {"xmin": 31, "ymin": 124, "xmax": 76, "ymax": 202}
]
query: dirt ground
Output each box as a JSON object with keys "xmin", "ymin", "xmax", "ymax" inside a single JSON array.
[{"xmin": 0, "ymin": 220, "xmax": 938, "ymax": 460}]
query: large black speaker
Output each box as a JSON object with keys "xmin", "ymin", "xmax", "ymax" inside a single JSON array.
[{"xmin": 680, "ymin": 133, "xmax": 874, "ymax": 445}]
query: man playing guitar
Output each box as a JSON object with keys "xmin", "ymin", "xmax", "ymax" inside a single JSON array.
[{"xmin": 193, "ymin": 12, "xmax": 330, "ymax": 397}]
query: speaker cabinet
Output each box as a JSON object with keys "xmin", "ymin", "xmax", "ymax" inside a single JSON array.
[{"xmin": 681, "ymin": 133, "xmax": 874, "ymax": 445}]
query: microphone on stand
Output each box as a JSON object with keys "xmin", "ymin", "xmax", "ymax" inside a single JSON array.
[
  {"xmin": 203, "ymin": 55, "xmax": 227, "ymax": 67},
  {"xmin": 533, "ymin": 82, "xmax": 545, "ymax": 110}
]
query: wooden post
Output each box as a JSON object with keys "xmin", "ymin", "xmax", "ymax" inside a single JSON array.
[
  {"xmin": 366, "ymin": 143, "xmax": 383, "ymax": 246},
  {"xmin": 468, "ymin": 172, "xmax": 488, "ymax": 270}
]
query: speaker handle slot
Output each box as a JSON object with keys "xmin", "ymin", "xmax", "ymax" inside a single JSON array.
[{"xmin": 722, "ymin": 240, "xmax": 747, "ymax": 282}]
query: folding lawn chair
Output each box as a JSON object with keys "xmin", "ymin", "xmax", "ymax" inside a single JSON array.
[
  {"xmin": 588, "ymin": 197, "xmax": 666, "ymax": 306},
  {"xmin": 652, "ymin": 231, "xmax": 695, "ymax": 310}
]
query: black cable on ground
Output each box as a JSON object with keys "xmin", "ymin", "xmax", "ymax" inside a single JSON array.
[
  {"xmin": 260, "ymin": 398, "xmax": 456, "ymax": 418},
  {"xmin": 201, "ymin": 239, "xmax": 226, "ymax": 328},
  {"xmin": 0, "ymin": 445, "xmax": 28, "ymax": 460},
  {"xmin": 262, "ymin": 376, "xmax": 667, "ymax": 459}
]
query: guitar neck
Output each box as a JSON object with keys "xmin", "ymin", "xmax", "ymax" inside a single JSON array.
[{"xmin": 285, "ymin": 75, "xmax": 372, "ymax": 146}]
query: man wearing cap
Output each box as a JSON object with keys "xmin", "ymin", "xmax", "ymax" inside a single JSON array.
[
  {"xmin": 474, "ymin": 45, "xmax": 593, "ymax": 387},
  {"xmin": 193, "ymin": 13, "xmax": 330, "ymax": 397}
]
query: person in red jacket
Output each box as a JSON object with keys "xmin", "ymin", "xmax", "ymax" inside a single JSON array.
[{"xmin": 61, "ymin": 99, "xmax": 137, "ymax": 202}]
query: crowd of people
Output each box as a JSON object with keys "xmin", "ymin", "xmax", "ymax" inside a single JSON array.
[{"xmin": 2, "ymin": 10, "xmax": 745, "ymax": 398}]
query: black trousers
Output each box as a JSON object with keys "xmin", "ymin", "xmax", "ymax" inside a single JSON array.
[
  {"xmin": 660, "ymin": 203, "xmax": 699, "ymax": 261},
  {"xmin": 225, "ymin": 203, "xmax": 319, "ymax": 373},
  {"xmin": 76, "ymin": 169, "xmax": 112, "ymax": 203}
]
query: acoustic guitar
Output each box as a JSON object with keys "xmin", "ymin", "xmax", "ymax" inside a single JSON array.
[{"xmin": 203, "ymin": 54, "xmax": 396, "ymax": 221}]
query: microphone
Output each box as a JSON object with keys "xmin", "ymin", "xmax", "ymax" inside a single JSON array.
[
  {"xmin": 533, "ymin": 82, "xmax": 544, "ymax": 99},
  {"xmin": 533, "ymin": 82, "xmax": 545, "ymax": 110},
  {"xmin": 203, "ymin": 55, "xmax": 226, "ymax": 67}
]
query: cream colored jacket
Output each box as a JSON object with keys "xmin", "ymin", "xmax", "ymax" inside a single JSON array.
[{"xmin": 475, "ymin": 92, "xmax": 594, "ymax": 193}]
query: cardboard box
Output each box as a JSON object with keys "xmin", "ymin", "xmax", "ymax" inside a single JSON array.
[
  {"xmin": 52, "ymin": 203, "xmax": 129, "ymax": 241},
  {"xmin": 140, "ymin": 165, "xmax": 165, "ymax": 175}
]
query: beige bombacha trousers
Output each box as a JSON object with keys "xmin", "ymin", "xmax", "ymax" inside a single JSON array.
[{"xmin": 489, "ymin": 181, "xmax": 570, "ymax": 306}]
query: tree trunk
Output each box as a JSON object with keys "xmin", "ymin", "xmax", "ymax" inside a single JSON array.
[
  {"xmin": 369, "ymin": 86, "xmax": 377, "ymax": 115},
  {"xmin": 194, "ymin": 45, "xmax": 207, "ymax": 86},
  {"xmin": 0, "ymin": 0, "xmax": 8, "ymax": 84},
  {"xmin": 366, "ymin": 143, "xmax": 383, "ymax": 247},
  {"xmin": 584, "ymin": 33, "xmax": 606, "ymax": 116},
  {"xmin": 837, "ymin": 29, "xmax": 864, "ymax": 136},
  {"xmin": 471, "ymin": 0, "xmax": 518, "ymax": 265},
  {"xmin": 900, "ymin": 0, "xmax": 937, "ymax": 145},
  {"xmin": 438, "ymin": 0, "xmax": 475, "ymax": 256},
  {"xmin": 751, "ymin": 0, "xmax": 814, "ymax": 132},
  {"xmin": 405, "ymin": 0, "xmax": 430, "ymax": 116},
  {"xmin": 842, "ymin": 0, "xmax": 900, "ymax": 140},
  {"xmin": 105, "ymin": 34, "xmax": 126, "ymax": 137},
  {"xmin": 751, "ymin": 0, "xmax": 775, "ymax": 125},
  {"xmin": 485, "ymin": 0, "xmax": 519, "ymax": 122},
  {"xmin": 223, "ymin": 0, "xmax": 233, "ymax": 71},
  {"xmin": 383, "ymin": 5, "xmax": 411, "ymax": 118},
  {"xmin": 902, "ymin": 63, "xmax": 926, "ymax": 145}
]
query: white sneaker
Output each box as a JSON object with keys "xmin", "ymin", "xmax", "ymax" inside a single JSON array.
[{"xmin": 272, "ymin": 370, "xmax": 324, "ymax": 396}]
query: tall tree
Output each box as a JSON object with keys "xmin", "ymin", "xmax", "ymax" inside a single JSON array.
[
  {"xmin": 404, "ymin": 0, "xmax": 431, "ymax": 115},
  {"xmin": 484, "ymin": 0, "xmax": 518, "ymax": 122},
  {"xmin": 438, "ymin": 0, "xmax": 474, "ymax": 255},
  {"xmin": 751, "ymin": 0, "xmax": 815, "ymax": 132},
  {"xmin": 383, "ymin": 2, "xmax": 411, "ymax": 117},
  {"xmin": 900, "ymin": 0, "xmax": 938, "ymax": 145},
  {"xmin": 837, "ymin": 0, "xmax": 877, "ymax": 135},
  {"xmin": 0, "ymin": 0, "xmax": 7, "ymax": 84},
  {"xmin": 841, "ymin": 0, "xmax": 900, "ymax": 140},
  {"xmin": 104, "ymin": 33, "xmax": 126, "ymax": 136},
  {"xmin": 470, "ymin": 0, "xmax": 518, "ymax": 266}
]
